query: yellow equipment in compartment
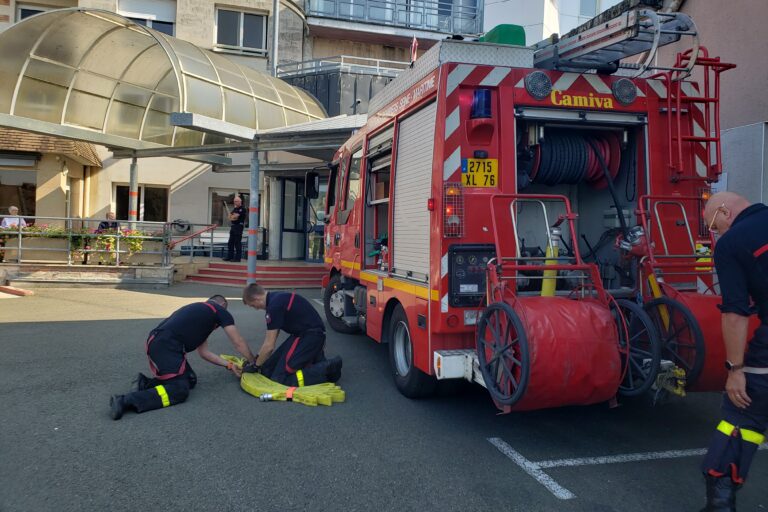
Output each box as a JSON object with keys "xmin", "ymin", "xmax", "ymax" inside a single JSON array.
[{"xmin": 222, "ymin": 355, "xmax": 345, "ymax": 407}]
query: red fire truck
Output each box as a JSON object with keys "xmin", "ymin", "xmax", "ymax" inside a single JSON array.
[{"xmin": 311, "ymin": 3, "xmax": 748, "ymax": 412}]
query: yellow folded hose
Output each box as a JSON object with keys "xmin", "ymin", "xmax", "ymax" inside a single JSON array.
[{"xmin": 221, "ymin": 355, "xmax": 345, "ymax": 407}]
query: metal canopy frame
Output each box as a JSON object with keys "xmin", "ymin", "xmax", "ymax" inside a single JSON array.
[{"xmin": 110, "ymin": 113, "xmax": 366, "ymax": 161}]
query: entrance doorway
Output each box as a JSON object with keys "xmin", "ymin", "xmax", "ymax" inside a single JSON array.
[
  {"xmin": 306, "ymin": 180, "xmax": 327, "ymax": 262},
  {"xmin": 280, "ymin": 178, "xmax": 306, "ymax": 259}
]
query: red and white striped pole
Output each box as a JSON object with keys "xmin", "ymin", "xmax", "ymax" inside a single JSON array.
[{"xmin": 246, "ymin": 149, "xmax": 260, "ymax": 284}]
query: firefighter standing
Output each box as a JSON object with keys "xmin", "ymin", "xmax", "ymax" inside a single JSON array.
[
  {"xmin": 242, "ymin": 283, "xmax": 342, "ymax": 386},
  {"xmin": 109, "ymin": 295, "xmax": 257, "ymax": 420},
  {"xmin": 224, "ymin": 195, "xmax": 246, "ymax": 262},
  {"xmin": 700, "ymin": 192, "xmax": 768, "ymax": 511}
]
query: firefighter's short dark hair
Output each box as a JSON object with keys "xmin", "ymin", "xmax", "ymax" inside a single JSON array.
[
  {"xmin": 208, "ymin": 294, "xmax": 228, "ymax": 308},
  {"xmin": 242, "ymin": 283, "xmax": 266, "ymax": 303}
]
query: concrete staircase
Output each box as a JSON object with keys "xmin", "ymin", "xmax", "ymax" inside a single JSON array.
[{"xmin": 186, "ymin": 261, "xmax": 325, "ymax": 289}]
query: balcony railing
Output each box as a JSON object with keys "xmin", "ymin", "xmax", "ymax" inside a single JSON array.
[
  {"xmin": 276, "ymin": 55, "xmax": 410, "ymax": 78},
  {"xmin": 306, "ymin": 0, "xmax": 483, "ymax": 35}
]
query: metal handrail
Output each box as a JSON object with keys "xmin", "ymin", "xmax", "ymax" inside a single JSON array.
[
  {"xmin": 305, "ymin": 0, "xmax": 483, "ymax": 36},
  {"xmin": 277, "ymin": 55, "xmax": 409, "ymax": 77},
  {"xmin": 168, "ymin": 224, "xmax": 218, "ymax": 250}
]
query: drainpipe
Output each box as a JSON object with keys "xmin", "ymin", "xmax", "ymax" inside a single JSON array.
[{"xmin": 271, "ymin": 0, "xmax": 280, "ymax": 76}]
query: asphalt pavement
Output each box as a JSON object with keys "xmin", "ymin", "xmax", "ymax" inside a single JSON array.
[{"xmin": 0, "ymin": 284, "xmax": 766, "ymax": 512}]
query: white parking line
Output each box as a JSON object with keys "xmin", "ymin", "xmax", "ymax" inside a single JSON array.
[
  {"xmin": 488, "ymin": 437, "xmax": 768, "ymax": 500},
  {"xmin": 488, "ymin": 438, "xmax": 576, "ymax": 500}
]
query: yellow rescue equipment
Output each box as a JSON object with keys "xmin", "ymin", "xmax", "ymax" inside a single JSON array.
[{"xmin": 222, "ymin": 355, "xmax": 346, "ymax": 407}]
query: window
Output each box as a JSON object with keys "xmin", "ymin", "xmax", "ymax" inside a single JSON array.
[
  {"xmin": 119, "ymin": 0, "xmax": 176, "ymax": 36},
  {"xmin": 210, "ymin": 190, "xmax": 251, "ymax": 227},
  {"xmin": 325, "ymin": 163, "xmax": 338, "ymax": 216},
  {"xmin": 115, "ymin": 185, "xmax": 169, "ymax": 222},
  {"xmin": 338, "ymin": 148, "xmax": 362, "ymax": 225},
  {"xmin": 16, "ymin": 4, "xmax": 52, "ymax": 21},
  {"xmin": 282, "ymin": 180, "xmax": 305, "ymax": 232},
  {"xmin": 127, "ymin": 17, "xmax": 175, "ymax": 36},
  {"xmin": 216, "ymin": 9, "xmax": 267, "ymax": 54}
]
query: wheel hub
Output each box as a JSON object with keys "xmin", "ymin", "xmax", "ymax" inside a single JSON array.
[{"xmin": 329, "ymin": 290, "xmax": 345, "ymax": 318}]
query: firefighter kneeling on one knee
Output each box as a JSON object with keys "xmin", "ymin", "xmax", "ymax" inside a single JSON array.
[
  {"xmin": 242, "ymin": 283, "xmax": 342, "ymax": 386},
  {"xmin": 700, "ymin": 192, "xmax": 768, "ymax": 512},
  {"xmin": 109, "ymin": 294, "xmax": 257, "ymax": 420}
]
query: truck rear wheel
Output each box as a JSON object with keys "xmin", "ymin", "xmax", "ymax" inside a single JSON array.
[
  {"xmin": 388, "ymin": 304, "xmax": 437, "ymax": 398},
  {"xmin": 323, "ymin": 274, "xmax": 360, "ymax": 334},
  {"xmin": 644, "ymin": 297, "xmax": 705, "ymax": 386}
]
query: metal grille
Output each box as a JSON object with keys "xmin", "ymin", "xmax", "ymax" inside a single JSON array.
[{"xmin": 443, "ymin": 182, "xmax": 464, "ymax": 237}]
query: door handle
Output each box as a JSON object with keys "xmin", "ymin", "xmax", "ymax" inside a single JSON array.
[
  {"xmin": 334, "ymin": 233, "xmax": 341, "ymax": 245},
  {"xmin": 354, "ymin": 232, "xmax": 360, "ymax": 248}
]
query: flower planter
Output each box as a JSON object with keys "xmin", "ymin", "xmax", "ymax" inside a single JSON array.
[{"xmin": 1, "ymin": 236, "xmax": 71, "ymax": 262}]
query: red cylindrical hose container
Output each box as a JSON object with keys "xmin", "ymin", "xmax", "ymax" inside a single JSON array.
[
  {"xmin": 510, "ymin": 296, "xmax": 621, "ymax": 411},
  {"xmin": 676, "ymin": 292, "xmax": 761, "ymax": 392}
]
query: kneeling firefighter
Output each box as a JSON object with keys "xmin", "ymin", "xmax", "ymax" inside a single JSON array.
[
  {"xmin": 701, "ymin": 193, "xmax": 768, "ymax": 511},
  {"xmin": 242, "ymin": 283, "xmax": 342, "ymax": 386},
  {"xmin": 109, "ymin": 294, "xmax": 257, "ymax": 420}
]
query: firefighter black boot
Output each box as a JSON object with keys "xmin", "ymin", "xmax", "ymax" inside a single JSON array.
[
  {"xmin": 109, "ymin": 394, "xmax": 128, "ymax": 420},
  {"xmin": 701, "ymin": 475, "xmax": 738, "ymax": 512},
  {"xmin": 324, "ymin": 356, "xmax": 343, "ymax": 383}
]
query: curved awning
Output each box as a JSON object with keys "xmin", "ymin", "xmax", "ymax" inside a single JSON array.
[{"xmin": 0, "ymin": 8, "xmax": 326, "ymax": 151}]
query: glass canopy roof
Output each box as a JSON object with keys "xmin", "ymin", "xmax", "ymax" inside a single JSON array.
[{"xmin": 0, "ymin": 8, "xmax": 326, "ymax": 149}]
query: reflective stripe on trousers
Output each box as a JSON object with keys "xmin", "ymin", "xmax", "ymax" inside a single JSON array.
[
  {"xmin": 155, "ymin": 385, "xmax": 171, "ymax": 407},
  {"xmin": 717, "ymin": 420, "xmax": 765, "ymax": 445}
]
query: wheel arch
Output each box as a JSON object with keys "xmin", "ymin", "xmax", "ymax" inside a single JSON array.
[{"xmin": 380, "ymin": 298, "xmax": 403, "ymax": 344}]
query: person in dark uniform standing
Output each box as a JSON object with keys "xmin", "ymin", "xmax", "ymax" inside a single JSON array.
[
  {"xmin": 224, "ymin": 195, "xmax": 246, "ymax": 262},
  {"xmin": 700, "ymin": 192, "xmax": 768, "ymax": 511},
  {"xmin": 242, "ymin": 283, "xmax": 342, "ymax": 386},
  {"xmin": 109, "ymin": 294, "xmax": 257, "ymax": 420}
]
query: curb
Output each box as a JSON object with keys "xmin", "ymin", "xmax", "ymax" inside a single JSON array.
[{"xmin": 0, "ymin": 285, "xmax": 35, "ymax": 296}]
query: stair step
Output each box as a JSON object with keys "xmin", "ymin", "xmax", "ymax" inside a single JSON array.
[
  {"xmin": 208, "ymin": 262, "xmax": 325, "ymax": 272},
  {"xmin": 187, "ymin": 274, "xmax": 321, "ymax": 289},
  {"xmin": 198, "ymin": 268, "xmax": 324, "ymax": 279}
]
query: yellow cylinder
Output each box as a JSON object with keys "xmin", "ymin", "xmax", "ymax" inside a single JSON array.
[{"xmin": 541, "ymin": 244, "xmax": 558, "ymax": 297}]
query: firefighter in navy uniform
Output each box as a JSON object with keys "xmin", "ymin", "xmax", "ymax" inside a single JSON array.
[
  {"xmin": 109, "ymin": 295, "xmax": 257, "ymax": 420},
  {"xmin": 224, "ymin": 195, "xmax": 246, "ymax": 262},
  {"xmin": 701, "ymin": 192, "xmax": 768, "ymax": 511},
  {"xmin": 242, "ymin": 283, "xmax": 342, "ymax": 386}
]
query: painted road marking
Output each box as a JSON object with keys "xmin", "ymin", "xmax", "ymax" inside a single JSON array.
[
  {"xmin": 487, "ymin": 438, "xmax": 576, "ymax": 500},
  {"xmin": 488, "ymin": 437, "xmax": 768, "ymax": 500}
]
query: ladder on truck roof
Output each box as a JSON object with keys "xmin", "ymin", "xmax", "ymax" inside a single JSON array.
[{"xmin": 534, "ymin": 2, "xmax": 699, "ymax": 79}]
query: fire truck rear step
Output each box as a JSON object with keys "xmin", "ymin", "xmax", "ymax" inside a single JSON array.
[{"xmin": 434, "ymin": 350, "xmax": 487, "ymax": 388}]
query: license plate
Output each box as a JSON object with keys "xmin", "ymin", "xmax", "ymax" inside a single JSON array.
[{"xmin": 461, "ymin": 158, "xmax": 498, "ymax": 188}]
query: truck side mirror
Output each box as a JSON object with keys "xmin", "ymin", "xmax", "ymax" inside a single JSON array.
[{"xmin": 305, "ymin": 171, "xmax": 319, "ymax": 199}]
